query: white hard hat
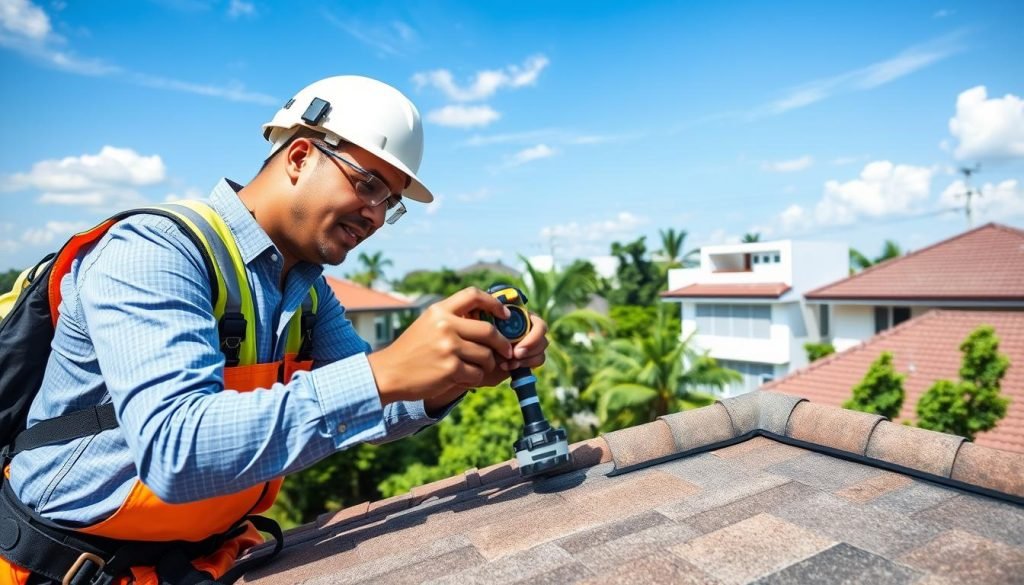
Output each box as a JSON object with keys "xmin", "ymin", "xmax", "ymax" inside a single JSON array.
[{"xmin": 262, "ymin": 76, "xmax": 433, "ymax": 203}]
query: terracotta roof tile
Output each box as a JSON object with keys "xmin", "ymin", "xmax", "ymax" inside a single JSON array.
[
  {"xmin": 325, "ymin": 276, "xmax": 413, "ymax": 311},
  {"xmin": 786, "ymin": 402, "xmax": 884, "ymax": 455},
  {"xmin": 661, "ymin": 283, "xmax": 791, "ymax": 299},
  {"xmin": 240, "ymin": 399, "xmax": 1024, "ymax": 584},
  {"xmin": 805, "ymin": 223, "xmax": 1024, "ymax": 301},
  {"xmin": 764, "ymin": 309, "xmax": 1024, "ymax": 454}
]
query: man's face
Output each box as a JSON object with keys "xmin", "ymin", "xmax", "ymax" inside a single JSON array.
[{"xmin": 287, "ymin": 139, "xmax": 407, "ymax": 266}]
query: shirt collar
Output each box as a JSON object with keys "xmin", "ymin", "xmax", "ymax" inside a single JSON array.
[{"xmin": 208, "ymin": 178, "xmax": 279, "ymax": 266}]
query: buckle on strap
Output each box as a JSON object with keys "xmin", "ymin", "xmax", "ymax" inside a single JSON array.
[
  {"xmin": 219, "ymin": 312, "xmax": 247, "ymax": 367},
  {"xmin": 62, "ymin": 552, "xmax": 105, "ymax": 585}
]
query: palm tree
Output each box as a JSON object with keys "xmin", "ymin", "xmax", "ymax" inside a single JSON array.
[
  {"xmin": 583, "ymin": 307, "xmax": 739, "ymax": 431},
  {"xmin": 357, "ymin": 251, "xmax": 393, "ymax": 289},
  {"xmin": 657, "ymin": 228, "xmax": 699, "ymax": 269},
  {"xmin": 742, "ymin": 232, "xmax": 761, "ymax": 243},
  {"xmin": 849, "ymin": 240, "xmax": 903, "ymax": 273}
]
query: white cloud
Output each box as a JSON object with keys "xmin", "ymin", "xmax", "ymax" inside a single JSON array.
[
  {"xmin": 0, "ymin": 0, "xmax": 51, "ymax": 40},
  {"xmin": 771, "ymin": 161, "xmax": 935, "ymax": 233},
  {"xmin": 322, "ymin": 10, "xmax": 418, "ymax": 57},
  {"xmin": 131, "ymin": 73, "xmax": 277, "ymax": 105},
  {"xmin": 473, "ymin": 247, "xmax": 503, "ymax": 260},
  {"xmin": 7, "ymin": 146, "xmax": 165, "ymax": 192},
  {"xmin": 753, "ymin": 33, "xmax": 964, "ymax": 117},
  {"xmin": 412, "ymin": 55, "xmax": 549, "ymax": 102},
  {"xmin": 539, "ymin": 212, "xmax": 650, "ymax": 255},
  {"xmin": 948, "ymin": 86, "xmax": 1024, "ymax": 161},
  {"xmin": 762, "ymin": 155, "xmax": 813, "ymax": 172},
  {"xmin": 426, "ymin": 104, "xmax": 500, "ymax": 128},
  {"xmin": 21, "ymin": 220, "xmax": 88, "ymax": 246},
  {"xmin": 940, "ymin": 179, "xmax": 1024, "ymax": 222},
  {"xmin": 164, "ymin": 187, "xmax": 205, "ymax": 202},
  {"xmin": 425, "ymin": 194, "xmax": 442, "ymax": 216},
  {"xmin": 506, "ymin": 144, "xmax": 557, "ymax": 167},
  {"xmin": 227, "ymin": 0, "xmax": 254, "ymax": 18}
]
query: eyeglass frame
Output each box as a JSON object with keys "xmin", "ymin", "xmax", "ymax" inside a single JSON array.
[{"xmin": 310, "ymin": 141, "xmax": 407, "ymax": 225}]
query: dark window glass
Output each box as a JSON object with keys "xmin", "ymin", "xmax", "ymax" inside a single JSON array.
[
  {"xmin": 820, "ymin": 305, "xmax": 830, "ymax": 337},
  {"xmin": 893, "ymin": 307, "xmax": 911, "ymax": 326},
  {"xmin": 874, "ymin": 306, "xmax": 889, "ymax": 334}
]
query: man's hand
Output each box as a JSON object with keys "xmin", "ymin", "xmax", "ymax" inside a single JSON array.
[
  {"xmin": 367, "ymin": 287, "xmax": 514, "ymax": 406},
  {"xmin": 480, "ymin": 312, "xmax": 549, "ymax": 387}
]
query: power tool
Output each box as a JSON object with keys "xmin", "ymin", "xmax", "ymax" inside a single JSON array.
[{"xmin": 480, "ymin": 284, "xmax": 573, "ymax": 478}]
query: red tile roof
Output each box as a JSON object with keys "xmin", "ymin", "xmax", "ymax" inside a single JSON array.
[
  {"xmin": 764, "ymin": 310, "xmax": 1024, "ymax": 454},
  {"xmin": 325, "ymin": 277, "xmax": 413, "ymax": 312},
  {"xmin": 661, "ymin": 282, "xmax": 791, "ymax": 299},
  {"xmin": 806, "ymin": 223, "xmax": 1024, "ymax": 302}
]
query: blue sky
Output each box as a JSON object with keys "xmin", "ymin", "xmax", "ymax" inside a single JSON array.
[{"xmin": 1, "ymin": 0, "xmax": 1022, "ymax": 281}]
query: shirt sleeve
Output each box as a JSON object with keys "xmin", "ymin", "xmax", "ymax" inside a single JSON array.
[
  {"xmin": 77, "ymin": 216, "xmax": 380, "ymax": 503},
  {"xmin": 308, "ymin": 276, "xmax": 451, "ymax": 444}
]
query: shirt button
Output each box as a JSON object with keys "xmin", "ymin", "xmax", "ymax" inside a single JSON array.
[
  {"xmin": 336, "ymin": 422, "xmax": 347, "ymax": 434},
  {"xmin": 270, "ymin": 253, "xmax": 279, "ymax": 262}
]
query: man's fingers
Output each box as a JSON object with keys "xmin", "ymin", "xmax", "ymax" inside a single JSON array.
[
  {"xmin": 453, "ymin": 318, "xmax": 513, "ymax": 358},
  {"xmin": 442, "ymin": 286, "xmax": 510, "ymax": 320},
  {"xmin": 451, "ymin": 361, "xmax": 485, "ymax": 387},
  {"xmin": 513, "ymin": 312, "xmax": 548, "ymax": 358},
  {"xmin": 453, "ymin": 340, "xmax": 497, "ymax": 372}
]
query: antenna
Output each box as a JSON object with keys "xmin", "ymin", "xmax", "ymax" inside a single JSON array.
[{"xmin": 957, "ymin": 164, "xmax": 982, "ymax": 229}]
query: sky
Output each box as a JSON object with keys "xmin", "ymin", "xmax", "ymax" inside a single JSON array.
[{"xmin": 1, "ymin": 0, "xmax": 1022, "ymax": 282}]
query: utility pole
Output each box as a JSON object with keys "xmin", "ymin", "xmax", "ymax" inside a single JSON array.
[{"xmin": 958, "ymin": 164, "xmax": 981, "ymax": 229}]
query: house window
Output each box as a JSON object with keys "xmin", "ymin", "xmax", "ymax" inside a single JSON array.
[
  {"xmin": 374, "ymin": 316, "xmax": 389, "ymax": 343},
  {"xmin": 694, "ymin": 304, "xmax": 771, "ymax": 339},
  {"xmin": 717, "ymin": 359, "xmax": 776, "ymax": 394},
  {"xmin": 753, "ymin": 255, "xmax": 760, "ymax": 264},
  {"xmin": 819, "ymin": 305, "xmax": 830, "ymax": 337},
  {"xmin": 774, "ymin": 254, "xmax": 781, "ymax": 263},
  {"xmin": 874, "ymin": 306, "xmax": 912, "ymax": 334}
]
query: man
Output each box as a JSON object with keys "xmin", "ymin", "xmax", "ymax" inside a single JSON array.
[{"xmin": 1, "ymin": 76, "xmax": 548, "ymax": 583}]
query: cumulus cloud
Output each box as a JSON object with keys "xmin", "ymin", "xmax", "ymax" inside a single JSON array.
[
  {"xmin": 21, "ymin": 220, "xmax": 89, "ymax": 246},
  {"xmin": 426, "ymin": 104, "xmax": 501, "ymax": 128},
  {"xmin": 413, "ymin": 55, "xmax": 549, "ymax": 102},
  {"xmin": 762, "ymin": 155, "xmax": 813, "ymax": 173},
  {"xmin": 4, "ymin": 146, "xmax": 165, "ymax": 208},
  {"xmin": 948, "ymin": 86, "xmax": 1024, "ymax": 161},
  {"xmin": 540, "ymin": 212, "xmax": 649, "ymax": 253},
  {"xmin": 227, "ymin": 0, "xmax": 254, "ymax": 18},
  {"xmin": 0, "ymin": 0, "xmax": 51, "ymax": 40},
  {"xmin": 939, "ymin": 178, "xmax": 1024, "ymax": 222},
  {"xmin": 772, "ymin": 161, "xmax": 935, "ymax": 233},
  {"xmin": 506, "ymin": 144, "xmax": 557, "ymax": 167}
]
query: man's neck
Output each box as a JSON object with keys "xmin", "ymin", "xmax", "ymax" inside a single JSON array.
[{"xmin": 236, "ymin": 179, "xmax": 299, "ymax": 290}]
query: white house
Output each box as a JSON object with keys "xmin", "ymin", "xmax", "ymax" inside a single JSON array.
[
  {"xmin": 805, "ymin": 223, "xmax": 1024, "ymax": 352},
  {"xmin": 662, "ymin": 239, "xmax": 848, "ymax": 396},
  {"xmin": 325, "ymin": 277, "xmax": 415, "ymax": 350}
]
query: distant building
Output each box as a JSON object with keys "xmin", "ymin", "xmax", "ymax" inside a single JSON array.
[
  {"xmin": 325, "ymin": 277, "xmax": 414, "ymax": 350},
  {"xmin": 662, "ymin": 239, "xmax": 848, "ymax": 396},
  {"xmin": 457, "ymin": 260, "xmax": 521, "ymax": 278},
  {"xmin": 805, "ymin": 223, "xmax": 1024, "ymax": 352}
]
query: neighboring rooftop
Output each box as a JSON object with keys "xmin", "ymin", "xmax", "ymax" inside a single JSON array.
[
  {"xmin": 764, "ymin": 309, "xmax": 1024, "ymax": 455},
  {"xmin": 806, "ymin": 223, "xmax": 1024, "ymax": 304},
  {"xmin": 240, "ymin": 393, "xmax": 1024, "ymax": 584},
  {"xmin": 661, "ymin": 283, "xmax": 791, "ymax": 299},
  {"xmin": 456, "ymin": 260, "xmax": 522, "ymax": 278},
  {"xmin": 325, "ymin": 277, "xmax": 413, "ymax": 313}
]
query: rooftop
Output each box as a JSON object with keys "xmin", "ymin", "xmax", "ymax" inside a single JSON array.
[
  {"xmin": 764, "ymin": 309, "xmax": 1024, "ymax": 454},
  {"xmin": 806, "ymin": 223, "xmax": 1024, "ymax": 303},
  {"xmin": 325, "ymin": 277, "xmax": 413, "ymax": 313},
  {"xmin": 240, "ymin": 392, "xmax": 1024, "ymax": 584},
  {"xmin": 661, "ymin": 283, "xmax": 792, "ymax": 299}
]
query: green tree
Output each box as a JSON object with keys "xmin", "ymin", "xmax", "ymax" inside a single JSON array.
[
  {"xmin": 917, "ymin": 326, "xmax": 1010, "ymax": 441},
  {"xmin": 356, "ymin": 251, "xmax": 393, "ymax": 289},
  {"xmin": 0, "ymin": 269, "xmax": 19, "ymax": 293},
  {"xmin": 844, "ymin": 352, "xmax": 905, "ymax": 419},
  {"xmin": 609, "ymin": 305, "xmax": 681, "ymax": 341},
  {"xmin": 849, "ymin": 240, "xmax": 903, "ymax": 273},
  {"xmin": 804, "ymin": 342, "xmax": 836, "ymax": 362},
  {"xmin": 741, "ymin": 232, "xmax": 761, "ymax": 243},
  {"xmin": 378, "ymin": 384, "xmax": 522, "ymax": 497},
  {"xmin": 584, "ymin": 306, "xmax": 738, "ymax": 431},
  {"xmin": 394, "ymin": 268, "xmax": 466, "ymax": 296},
  {"xmin": 657, "ymin": 228, "xmax": 699, "ymax": 269},
  {"xmin": 608, "ymin": 237, "xmax": 662, "ymax": 306}
]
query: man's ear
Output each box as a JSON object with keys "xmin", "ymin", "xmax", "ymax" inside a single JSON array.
[{"xmin": 285, "ymin": 138, "xmax": 315, "ymax": 184}]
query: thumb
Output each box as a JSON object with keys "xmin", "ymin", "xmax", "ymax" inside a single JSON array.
[{"xmin": 442, "ymin": 287, "xmax": 511, "ymax": 320}]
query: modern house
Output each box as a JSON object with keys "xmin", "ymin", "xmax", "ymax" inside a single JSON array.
[
  {"xmin": 661, "ymin": 240, "xmax": 848, "ymax": 396},
  {"xmin": 325, "ymin": 277, "xmax": 415, "ymax": 350},
  {"xmin": 806, "ymin": 223, "xmax": 1024, "ymax": 352}
]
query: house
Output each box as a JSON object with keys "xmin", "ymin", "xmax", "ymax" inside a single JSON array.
[
  {"xmin": 457, "ymin": 260, "xmax": 522, "ymax": 279},
  {"xmin": 764, "ymin": 309, "xmax": 1024, "ymax": 455},
  {"xmin": 239, "ymin": 392, "xmax": 1024, "ymax": 584},
  {"xmin": 661, "ymin": 240, "xmax": 848, "ymax": 396},
  {"xmin": 806, "ymin": 223, "xmax": 1024, "ymax": 352},
  {"xmin": 326, "ymin": 277, "xmax": 415, "ymax": 350}
]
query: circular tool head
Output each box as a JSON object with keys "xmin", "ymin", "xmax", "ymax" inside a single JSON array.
[{"xmin": 515, "ymin": 426, "xmax": 574, "ymax": 478}]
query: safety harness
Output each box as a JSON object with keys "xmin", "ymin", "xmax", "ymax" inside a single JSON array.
[{"xmin": 0, "ymin": 201, "xmax": 317, "ymax": 584}]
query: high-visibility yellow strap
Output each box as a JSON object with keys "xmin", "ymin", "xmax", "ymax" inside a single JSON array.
[{"xmin": 285, "ymin": 287, "xmax": 319, "ymax": 355}]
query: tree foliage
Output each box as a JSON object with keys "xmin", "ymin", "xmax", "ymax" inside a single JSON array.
[
  {"xmin": 0, "ymin": 269, "xmax": 18, "ymax": 293},
  {"xmin": 844, "ymin": 352, "xmax": 905, "ymax": 420},
  {"xmin": 608, "ymin": 237, "xmax": 662, "ymax": 307},
  {"xmin": 917, "ymin": 326, "xmax": 1010, "ymax": 440},
  {"xmin": 394, "ymin": 267, "xmax": 524, "ymax": 297},
  {"xmin": 804, "ymin": 342, "xmax": 836, "ymax": 363},
  {"xmin": 849, "ymin": 240, "xmax": 903, "ymax": 273}
]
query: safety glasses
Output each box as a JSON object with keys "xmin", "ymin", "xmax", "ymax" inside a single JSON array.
[{"xmin": 312, "ymin": 141, "xmax": 407, "ymax": 225}]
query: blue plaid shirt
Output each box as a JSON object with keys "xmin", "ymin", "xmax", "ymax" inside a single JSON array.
[{"xmin": 11, "ymin": 179, "xmax": 441, "ymax": 527}]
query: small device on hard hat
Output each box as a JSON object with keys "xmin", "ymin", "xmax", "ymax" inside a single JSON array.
[{"xmin": 479, "ymin": 284, "xmax": 573, "ymax": 478}]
